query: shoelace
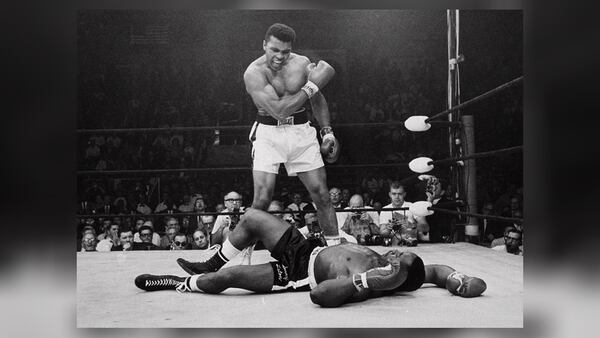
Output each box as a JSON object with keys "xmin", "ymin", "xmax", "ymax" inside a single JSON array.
[
  {"xmin": 145, "ymin": 278, "xmax": 179, "ymax": 287},
  {"xmin": 175, "ymin": 278, "xmax": 192, "ymax": 293},
  {"xmin": 201, "ymin": 244, "xmax": 221, "ymax": 261},
  {"xmin": 448, "ymin": 271, "xmax": 467, "ymax": 294}
]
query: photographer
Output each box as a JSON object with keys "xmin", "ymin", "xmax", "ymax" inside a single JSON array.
[
  {"xmin": 379, "ymin": 181, "xmax": 428, "ymax": 246},
  {"xmin": 340, "ymin": 194, "xmax": 381, "ymax": 245},
  {"xmin": 211, "ymin": 191, "xmax": 245, "ymax": 245}
]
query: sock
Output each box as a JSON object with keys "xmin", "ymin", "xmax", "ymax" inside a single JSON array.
[
  {"xmin": 220, "ymin": 239, "xmax": 242, "ymax": 261},
  {"xmin": 188, "ymin": 274, "xmax": 203, "ymax": 292},
  {"xmin": 202, "ymin": 239, "xmax": 242, "ymax": 271}
]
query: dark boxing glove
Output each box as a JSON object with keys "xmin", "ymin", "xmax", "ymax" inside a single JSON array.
[
  {"xmin": 352, "ymin": 263, "xmax": 407, "ymax": 291},
  {"xmin": 445, "ymin": 271, "xmax": 487, "ymax": 298}
]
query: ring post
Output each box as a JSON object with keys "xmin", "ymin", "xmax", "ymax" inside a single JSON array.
[{"xmin": 462, "ymin": 115, "xmax": 479, "ymax": 241}]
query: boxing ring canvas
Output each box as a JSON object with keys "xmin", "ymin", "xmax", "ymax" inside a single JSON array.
[{"xmin": 77, "ymin": 243, "xmax": 522, "ymax": 328}]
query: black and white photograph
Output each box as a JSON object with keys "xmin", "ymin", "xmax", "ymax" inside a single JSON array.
[{"xmin": 75, "ymin": 9, "xmax": 523, "ymax": 328}]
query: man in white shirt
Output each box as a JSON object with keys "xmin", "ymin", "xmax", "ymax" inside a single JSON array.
[
  {"xmin": 211, "ymin": 191, "xmax": 245, "ymax": 245},
  {"xmin": 379, "ymin": 181, "xmax": 428, "ymax": 245},
  {"xmin": 133, "ymin": 219, "xmax": 161, "ymax": 246},
  {"xmin": 492, "ymin": 228, "xmax": 523, "ymax": 255},
  {"xmin": 329, "ymin": 187, "xmax": 350, "ymax": 229}
]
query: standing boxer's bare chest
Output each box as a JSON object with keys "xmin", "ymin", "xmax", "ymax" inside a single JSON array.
[{"xmin": 265, "ymin": 65, "xmax": 306, "ymax": 97}]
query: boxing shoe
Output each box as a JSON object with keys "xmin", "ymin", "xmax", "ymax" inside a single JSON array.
[
  {"xmin": 135, "ymin": 274, "xmax": 189, "ymax": 292},
  {"xmin": 445, "ymin": 271, "xmax": 487, "ymax": 298},
  {"xmin": 320, "ymin": 127, "xmax": 340, "ymax": 163},
  {"xmin": 177, "ymin": 244, "xmax": 223, "ymax": 275}
]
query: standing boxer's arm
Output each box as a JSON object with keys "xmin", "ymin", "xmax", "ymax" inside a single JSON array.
[
  {"xmin": 244, "ymin": 61, "xmax": 335, "ymax": 121},
  {"xmin": 309, "ymin": 92, "xmax": 331, "ymax": 129},
  {"xmin": 244, "ymin": 69, "xmax": 308, "ymax": 121}
]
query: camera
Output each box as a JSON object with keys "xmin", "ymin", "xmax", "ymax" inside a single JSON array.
[
  {"xmin": 351, "ymin": 211, "xmax": 364, "ymax": 220},
  {"xmin": 401, "ymin": 237, "xmax": 418, "ymax": 247},
  {"xmin": 391, "ymin": 220, "xmax": 403, "ymax": 232},
  {"xmin": 358, "ymin": 234, "xmax": 384, "ymax": 246},
  {"xmin": 310, "ymin": 223, "xmax": 322, "ymax": 237},
  {"xmin": 228, "ymin": 208, "xmax": 240, "ymax": 231}
]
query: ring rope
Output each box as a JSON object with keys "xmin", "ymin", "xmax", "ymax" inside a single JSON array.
[
  {"xmin": 76, "ymin": 162, "xmax": 416, "ymax": 176},
  {"xmin": 76, "ymin": 121, "xmax": 461, "ymax": 135},
  {"xmin": 429, "ymin": 206, "xmax": 523, "ymax": 224},
  {"xmin": 76, "ymin": 145, "xmax": 521, "ymax": 176},
  {"xmin": 424, "ymin": 75, "xmax": 523, "ymax": 123},
  {"xmin": 77, "ymin": 207, "xmax": 410, "ymax": 219},
  {"xmin": 428, "ymin": 145, "xmax": 522, "ymax": 166},
  {"xmin": 79, "ymin": 206, "xmax": 521, "ymax": 225}
]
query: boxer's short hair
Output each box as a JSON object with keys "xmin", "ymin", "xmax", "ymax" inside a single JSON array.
[
  {"xmin": 396, "ymin": 253, "xmax": 425, "ymax": 292},
  {"xmin": 265, "ymin": 23, "xmax": 296, "ymax": 43},
  {"xmin": 389, "ymin": 181, "xmax": 405, "ymax": 191}
]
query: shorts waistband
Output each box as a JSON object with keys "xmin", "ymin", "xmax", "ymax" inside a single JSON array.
[
  {"xmin": 308, "ymin": 245, "xmax": 327, "ymax": 289},
  {"xmin": 256, "ymin": 108, "xmax": 308, "ymax": 126}
]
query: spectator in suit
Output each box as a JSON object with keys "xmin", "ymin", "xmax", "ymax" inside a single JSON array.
[
  {"xmin": 193, "ymin": 194, "xmax": 206, "ymax": 213},
  {"xmin": 96, "ymin": 223, "xmax": 121, "ymax": 251},
  {"xmin": 211, "ymin": 191, "xmax": 244, "ymax": 245},
  {"xmin": 97, "ymin": 194, "xmax": 115, "ymax": 215},
  {"xmin": 340, "ymin": 188, "xmax": 351, "ymax": 207},
  {"xmin": 329, "ymin": 187, "xmax": 347, "ymax": 209},
  {"xmin": 133, "ymin": 225, "xmax": 161, "ymax": 250},
  {"xmin": 492, "ymin": 228, "xmax": 523, "ymax": 256},
  {"xmin": 154, "ymin": 192, "xmax": 177, "ymax": 214},
  {"xmin": 501, "ymin": 195, "xmax": 522, "ymax": 219},
  {"xmin": 330, "ymin": 187, "xmax": 350, "ymax": 229},
  {"xmin": 80, "ymin": 233, "xmax": 97, "ymax": 252},
  {"xmin": 286, "ymin": 192, "xmax": 308, "ymax": 224},
  {"xmin": 379, "ymin": 181, "xmax": 425, "ymax": 246},
  {"xmin": 136, "ymin": 196, "xmax": 152, "ymax": 215},
  {"xmin": 96, "ymin": 219, "xmax": 112, "ymax": 240},
  {"xmin": 195, "ymin": 215, "xmax": 215, "ymax": 236},
  {"xmin": 133, "ymin": 219, "xmax": 161, "ymax": 246},
  {"xmin": 160, "ymin": 218, "xmax": 180, "ymax": 249},
  {"xmin": 189, "ymin": 195, "xmax": 208, "ymax": 230},
  {"xmin": 419, "ymin": 175, "xmax": 460, "ymax": 243},
  {"xmin": 191, "ymin": 229, "xmax": 210, "ymax": 250},
  {"xmin": 170, "ymin": 233, "xmax": 191, "ymax": 250},
  {"xmin": 98, "ymin": 223, "xmax": 120, "ymax": 243},
  {"xmin": 178, "ymin": 194, "xmax": 195, "ymax": 213},
  {"xmin": 340, "ymin": 194, "xmax": 380, "ymax": 244},
  {"xmin": 111, "ymin": 229, "xmax": 135, "ymax": 251}
]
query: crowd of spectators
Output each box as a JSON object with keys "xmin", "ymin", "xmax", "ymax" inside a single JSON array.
[{"xmin": 78, "ymin": 172, "xmax": 523, "ymax": 255}]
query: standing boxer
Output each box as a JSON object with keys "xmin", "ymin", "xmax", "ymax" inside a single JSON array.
[
  {"xmin": 245, "ymin": 23, "xmax": 340, "ymax": 231},
  {"xmin": 177, "ymin": 23, "xmax": 343, "ymax": 274}
]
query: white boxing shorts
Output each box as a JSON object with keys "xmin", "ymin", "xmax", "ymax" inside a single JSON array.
[{"xmin": 249, "ymin": 120, "xmax": 324, "ymax": 176}]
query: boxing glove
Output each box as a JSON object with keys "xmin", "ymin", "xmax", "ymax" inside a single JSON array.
[
  {"xmin": 352, "ymin": 263, "xmax": 407, "ymax": 291},
  {"xmin": 445, "ymin": 271, "xmax": 487, "ymax": 298},
  {"xmin": 307, "ymin": 61, "xmax": 335, "ymax": 90}
]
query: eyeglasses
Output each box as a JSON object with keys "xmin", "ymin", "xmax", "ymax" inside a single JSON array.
[
  {"xmin": 225, "ymin": 198, "xmax": 242, "ymax": 202},
  {"xmin": 193, "ymin": 237, "xmax": 203, "ymax": 241},
  {"xmin": 174, "ymin": 241, "xmax": 187, "ymax": 246}
]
